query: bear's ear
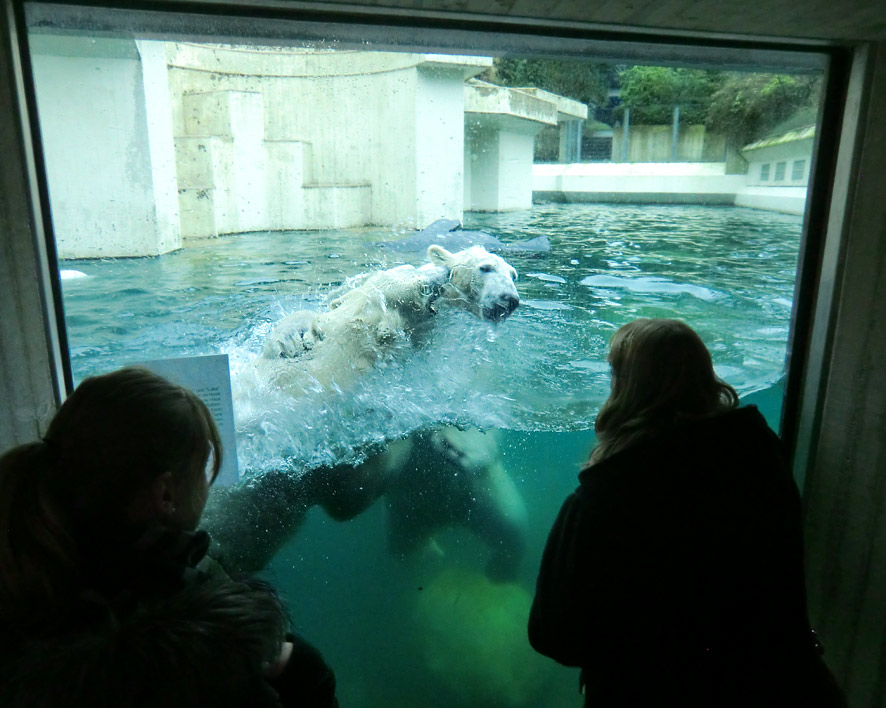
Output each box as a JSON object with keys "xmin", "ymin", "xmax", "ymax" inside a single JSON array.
[{"xmin": 427, "ymin": 244, "xmax": 453, "ymax": 266}]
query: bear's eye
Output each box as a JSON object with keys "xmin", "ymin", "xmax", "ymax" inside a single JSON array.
[{"xmin": 479, "ymin": 264, "xmax": 495, "ymax": 273}]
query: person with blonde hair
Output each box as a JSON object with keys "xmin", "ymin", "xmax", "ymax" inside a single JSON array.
[
  {"xmin": 0, "ymin": 367, "xmax": 338, "ymax": 708},
  {"xmin": 589, "ymin": 318, "xmax": 739, "ymax": 464},
  {"xmin": 529, "ymin": 318, "xmax": 844, "ymax": 708}
]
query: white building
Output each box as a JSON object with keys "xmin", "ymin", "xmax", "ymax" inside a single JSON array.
[
  {"xmin": 531, "ymin": 110, "xmax": 817, "ymax": 216},
  {"xmin": 735, "ymin": 110, "xmax": 816, "ymax": 214}
]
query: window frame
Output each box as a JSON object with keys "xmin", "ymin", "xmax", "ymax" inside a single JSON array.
[{"xmin": 774, "ymin": 160, "xmax": 788, "ymax": 180}]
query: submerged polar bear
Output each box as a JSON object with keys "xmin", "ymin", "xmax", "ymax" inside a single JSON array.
[
  {"xmin": 205, "ymin": 245, "xmax": 527, "ymax": 580},
  {"xmin": 253, "ymin": 244, "xmax": 520, "ymax": 395},
  {"xmin": 204, "ymin": 425, "xmax": 528, "ymax": 582}
]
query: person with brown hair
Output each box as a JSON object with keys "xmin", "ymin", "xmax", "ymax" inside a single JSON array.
[
  {"xmin": 529, "ymin": 318, "xmax": 845, "ymax": 708},
  {"xmin": 0, "ymin": 367, "xmax": 338, "ymax": 708}
]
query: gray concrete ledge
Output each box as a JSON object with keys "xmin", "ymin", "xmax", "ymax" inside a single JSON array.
[{"xmin": 533, "ymin": 191, "xmax": 738, "ymax": 205}]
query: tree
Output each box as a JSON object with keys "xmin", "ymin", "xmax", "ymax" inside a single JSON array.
[
  {"xmin": 481, "ymin": 58, "xmax": 611, "ymax": 110},
  {"xmin": 705, "ymin": 72, "xmax": 822, "ymax": 143},
  {"xmin": 615, "ymin": 66, "xmax": 722, "ymax": 124},
  {"xmin": 480, "ymin": 59, "xmax": 824, "ymax": 156}
]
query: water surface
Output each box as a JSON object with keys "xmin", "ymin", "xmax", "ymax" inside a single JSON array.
[{"xmin": 61, "ymin": 203, "xmax": 800, "ymax": 471}]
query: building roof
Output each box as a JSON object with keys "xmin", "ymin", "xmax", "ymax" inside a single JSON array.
[
  {"xmin": 764, "ymin": 107, "xmax": 818, "ymax": 138},
  {"xmin": 742, "ymin": 107, "xmax": 817, "ymax": 153}
]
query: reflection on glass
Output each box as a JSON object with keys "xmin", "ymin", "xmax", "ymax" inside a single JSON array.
[{"xmin": 29, "ymin": 17, "xmax": 823, "ymax": 707}]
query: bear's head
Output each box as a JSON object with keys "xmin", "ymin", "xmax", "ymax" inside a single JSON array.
[{"xmin": 428, "ymin": 245, "xmax": 519, "ymax": 323}]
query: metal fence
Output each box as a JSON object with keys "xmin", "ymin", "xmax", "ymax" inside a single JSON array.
[{"xmin": 533, "ymin": 104, "xmax": 745, "ymax": 169}]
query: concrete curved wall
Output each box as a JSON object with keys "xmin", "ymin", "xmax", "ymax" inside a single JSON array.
[{"xmin": 168, "ymin": 43, "xmax": 490, "ymax": 230}]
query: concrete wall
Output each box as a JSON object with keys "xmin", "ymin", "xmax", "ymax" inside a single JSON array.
[
  {"xmin": 533, "ymin": 162, "xmax": 748, "ymax": 205},
  {"xmin": 533, "ymin": 162, "xmax": 808, "ymax": 214},
  {"xmin": 167, "ymin": 45, "xmax": 489, "ymax": 230},
  {"xmin": 612, "ymin": 124, "xmax": 723, "ymax": 162},
  {"xmin": 27, "ymin": 40, "xmax": 587, "ymax": 247},
  {"xmin": 733, "ymin": 186, "xmax": 808, "ymax": 214},
  {"xmin": 26, "ymin": 40, "xmax": 493, "ymax": 252},
  {"xmin": 29, "ymin": 35, "xmax": 182, "ymax": 258},
  {"xmin": 176, "ymin": 89, "xmax": 270, "ymax": 238}
]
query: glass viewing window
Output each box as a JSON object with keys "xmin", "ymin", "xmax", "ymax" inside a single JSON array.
[{"xmin": 21, "ymin": 3, "xmax": 831, "ymax": 706}]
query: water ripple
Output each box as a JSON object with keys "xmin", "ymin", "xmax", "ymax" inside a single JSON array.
[{"xmin": 60, "ymin": 204, "xmax": 802, "ymax": 469}]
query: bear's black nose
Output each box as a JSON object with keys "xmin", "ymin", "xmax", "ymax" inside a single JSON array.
[{"xmin": 484, "ymin": 294, "xmax": 520, "ymax": 322}]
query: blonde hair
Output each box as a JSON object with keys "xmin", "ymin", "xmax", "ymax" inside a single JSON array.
[
  {"xmin": 586, "ymin": 318, "xmax": 738, "ymax": 466},
  {"xmin": 0, "ymin": 367, "xmax": 222, "ymax": 610}
]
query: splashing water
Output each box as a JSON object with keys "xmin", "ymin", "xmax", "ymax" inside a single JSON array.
[{"xmin": 60, "ymin": 203, "xmax": 801, "ymax": 475}]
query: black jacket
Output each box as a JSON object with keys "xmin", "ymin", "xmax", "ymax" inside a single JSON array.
[
  {"xmin": 0, "ymin": 528, "xmax": 337, "ymax": 708},
  {"xmin": 529, "ymin": 405, "xmax": 844, "ymax": 708}
]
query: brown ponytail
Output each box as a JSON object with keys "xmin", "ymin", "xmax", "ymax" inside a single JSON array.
[
  {"xmin": 0, "ymin": 442, "xmax": 79, "ymax": 610},
  {"xmin": 0, "ymin": 367, "xmax": 223, "ymax": 611}
]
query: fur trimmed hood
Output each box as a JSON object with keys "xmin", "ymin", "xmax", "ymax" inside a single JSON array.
[{"xmin": 0, "ymin": 530, "xmax": 287, "ymax": 708}]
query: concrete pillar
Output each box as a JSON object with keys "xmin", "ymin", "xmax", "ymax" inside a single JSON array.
[
  {"xmin": 136, "ymin": 40, "xmax": 181, "ymax": 254},
  {"xmin": 415, "ymin": 66, "xmax": 465, "ymax": 226},
  {"xmin": 622, "ymin": 107, "xmax": 630, "ymax": 162},
  {"xmin": 671, "ymin": 105, "xmax": 680, "ymax": 161},
  {"xmin": 466, "ymin": 121, "xmax": 539, "ymax": 211},
  {"xmin": 29, "ymin": 34, "xmax": 181, "ymax": 258},
  {"xmin": 558, "ymin": 119, "xmax": 582, "ymax": 163}
]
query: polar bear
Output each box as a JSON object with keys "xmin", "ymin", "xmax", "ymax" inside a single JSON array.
[
  {"xmin": 209, "ymin": 246, "xmax": 526, "ymax": 581},
  {"xmin": 203, "ymin": 425, "xmax": 528, "ymax": 582},
  {"xmin": 381, "ymin": 426, "xmax": 527, "ymax": 581},
  {"xmin": 253, "ymin": 245, "xmax": 520, "ymax": 395}
]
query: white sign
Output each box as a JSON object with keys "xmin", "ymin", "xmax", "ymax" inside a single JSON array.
[{"xmin": 139, "ymin": 354, "xmax": 240, "ymax": 486}]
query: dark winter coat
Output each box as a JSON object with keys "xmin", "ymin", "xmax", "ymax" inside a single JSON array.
[
  {"xmin": 529, "ymin": 405, "xmax": 845, "ymax": 708},
  {"xmin": 0, "ymin": 528, "xmax": 337, "ymax": 708}
]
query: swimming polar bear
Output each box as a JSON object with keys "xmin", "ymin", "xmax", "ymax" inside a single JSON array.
[
  {"xmin": 205, "ymin": 247, "xmax": 526, "ymax": 581},
  {"xmin": 203, "ymin": 425, "xmax": 528, "ymax": 582},
  {"xmin": 252, "ymin": 244, "xmax": 520, "ymax": 395}
]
